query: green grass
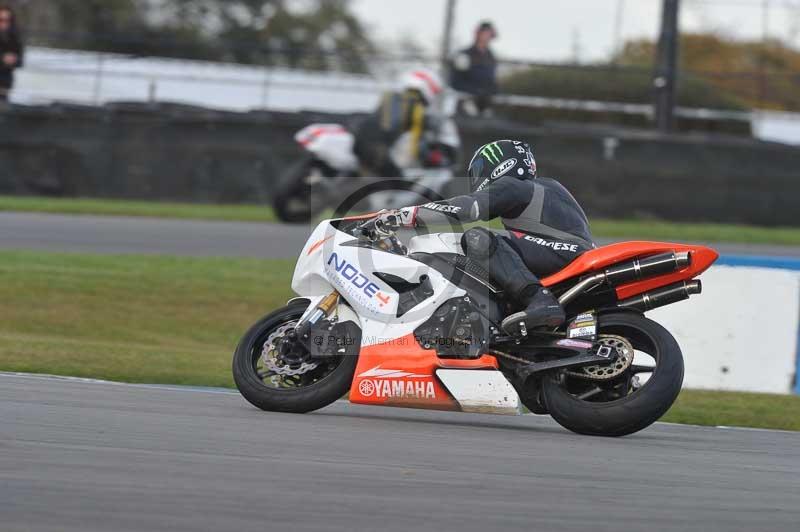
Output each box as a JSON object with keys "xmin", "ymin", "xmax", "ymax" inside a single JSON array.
[
  {"xmin": 663, "ymin": 390, "xmax": 800, "ymax": 432},
  {"xmin": 590, "ymin": 219, "xmax": 800, "ymax": 247},
  {"xmin": 0, "ymin": 195, "xmax": 278, "ymax": 223},
  {"xmin": 0, "ymin": 250, "xmax": 294, "ymax": 388},
  {"xmin": 1, "ymin": 250, "xmax": 798, "ymax": 430},
  {"xmin": 3, "ymin": 195, "xmax": 800, "ymax": 245}
]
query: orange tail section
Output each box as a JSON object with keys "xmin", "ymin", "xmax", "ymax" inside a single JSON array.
[{"xmin": 543, "ymin": 241, "xmax": 718, "ymax": 299}]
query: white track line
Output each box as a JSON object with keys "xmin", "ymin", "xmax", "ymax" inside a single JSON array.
[
  {"xmin": 1, "ymin": 372, "xmax": 797, "ymax": 435},
  {"xmin": 0, "ymin": 371, "xmax": 239, "ymax": 395}
]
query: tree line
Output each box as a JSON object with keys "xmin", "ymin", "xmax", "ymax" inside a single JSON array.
[
  {"xmin": 7, "ymin": 0, "xmax": 375, "ymax": 71},
  {"xmin": 7, "ymin": 1, "xmax": 800, "ymax": 110},
  {"xmin": 617, "ymin": 33, "xmax": 800, "ymax": 111}
]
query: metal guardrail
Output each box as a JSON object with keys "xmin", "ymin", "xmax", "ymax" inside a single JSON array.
[
  {"xmin": 495, "ymin": 93, "xmax": 758, "ymax": 122},
  {"xmin": 11, "ymin": 47, "xmax": 800, "ymax": 126}
]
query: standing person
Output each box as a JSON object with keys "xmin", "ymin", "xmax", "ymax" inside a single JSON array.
[
  {"xmin": 450, "ymin": 21, "xmax": 498, "ymax": 116},
  {"xmin": 0, "ymin": 5, "xmax": 22, "ymax": 102}
]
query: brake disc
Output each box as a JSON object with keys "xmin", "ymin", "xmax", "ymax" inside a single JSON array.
[
  {"xmin": 566, "ymin": 335, "xmax": 635, "ymax": 381},
  {"xmin": 262, "ymin": 321, "xmax": 319, "ymax": 377}
]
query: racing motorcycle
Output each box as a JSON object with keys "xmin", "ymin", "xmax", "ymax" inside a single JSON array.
[
  {"xmin": 233, "ymin": 214, "xmax": 718, "ymax": 436},
  {"xmin": 272, "ymin": 122, "xmax": 460, "ymax": 223}
]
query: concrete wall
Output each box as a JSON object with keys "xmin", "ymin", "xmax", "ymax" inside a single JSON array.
[
  {"xmin": 1, "ymin": 103, "xmax": 800, "ymax": 225},
  {"xmin": 652, "ymin": 258, "xmax": 800, "ymax": 394}
]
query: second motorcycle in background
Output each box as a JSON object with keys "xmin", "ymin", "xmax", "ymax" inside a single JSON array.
[{"xmin": 272, "ymin": 68, "xmax": 461, "ymax": 223}]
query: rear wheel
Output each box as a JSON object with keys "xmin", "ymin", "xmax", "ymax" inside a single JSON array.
[
  {"xmin": 232, "ymin": 302, "xmax": 358, "ymax": 413},
  {"xmin": 541, "ymin": 312, "xmax": 684, "ymax": 437}
]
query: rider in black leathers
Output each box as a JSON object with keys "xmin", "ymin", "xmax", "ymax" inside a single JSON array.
[{"xmin": 385, "ymin": 139, "xmax": 596, "ymax": 335}]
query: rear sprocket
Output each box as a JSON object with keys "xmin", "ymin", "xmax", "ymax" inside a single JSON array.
[{"xmin": 566, "ymin": 335, "xmax": 634, "ymax": 381}]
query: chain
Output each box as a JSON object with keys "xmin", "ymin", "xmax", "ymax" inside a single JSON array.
[
  {"xmin": 487, "ymin": 349, "xmax": 531, "ymax": 365},
  {"xmin": 489, "ymin": 334, "xmax": 635, "ymax": 382}
]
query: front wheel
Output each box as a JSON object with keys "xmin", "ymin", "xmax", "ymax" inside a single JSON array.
[
  {"xmin": 272, "ymin": 158, "xmax": 324, "ymax": 224},
  {"xmin": 541, "ymin": 312, "xmax": 684, "ymax": 437},
  {"xmin": 232, "ymin": 302, "xmax": 358, "ymax": 413}
]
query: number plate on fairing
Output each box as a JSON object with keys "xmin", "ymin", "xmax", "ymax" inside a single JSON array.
[{"xmin": 567, "ymin": 311, "xmax": 597, "ymax": 340}]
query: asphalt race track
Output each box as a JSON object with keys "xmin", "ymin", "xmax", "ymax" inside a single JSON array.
[
  {"xmin": 2, "ymin": 213, "xmax": 800, "ymax": 531},
  {"xmin": 0, "ymin": 212, "xmax": 312, "ymax": 258},
  {"xmin": 2, "ymin": 373, "xmax": 799, "ymax": 532},
  {"xmin": 3, "ymin": 211, "xmax": 800, "ymax": 259}
]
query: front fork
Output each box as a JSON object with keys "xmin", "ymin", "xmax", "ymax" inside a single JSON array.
[{"xmin": 292, "ymin": 292, "xmax": 340, "ymax": 342}]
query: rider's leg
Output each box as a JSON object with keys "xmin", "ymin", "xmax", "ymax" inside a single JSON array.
[
  {"xmin": 461, "ymin": 228, "xmax": 565, "ymax": 334},
  {"xmin": 504, "ymin": 231, "xmax": 590, "ymax": 278},
  {"xmin": 503, "ymin": 231, "xmax": 595, "ymax": 333},
  {"xmin": 353, "ymin": 140, "xmax": 403, "ymax": 178}
]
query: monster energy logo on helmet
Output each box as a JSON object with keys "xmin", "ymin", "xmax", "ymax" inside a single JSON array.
[
  {"xmin": 468, "ymin": 139, "xmax": 537, "ymax": 193},
  {"xmin": 480, "ymin": 142, "xmax": 503, "ymax": 164}
]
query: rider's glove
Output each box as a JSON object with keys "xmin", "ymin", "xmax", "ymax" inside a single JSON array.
[
  {"xmin": 376, "ymin": 208, "xmax": 418, "ymax": 232},
  {"xmin": 375, "ymin": 210, "xmax": 402, "ymax": 235},
  {"xmin": 395, "ymin": 207, "xmax": 419, "ymax": 228}
]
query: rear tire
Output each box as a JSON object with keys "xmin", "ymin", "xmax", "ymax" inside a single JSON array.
[
  {"xmin": 233, "ymin": 302, "xmax": 358, "ymax": 413},
  {"xmin": 541, "ymin": 312, "xmax": 684, "ymax": 437}
]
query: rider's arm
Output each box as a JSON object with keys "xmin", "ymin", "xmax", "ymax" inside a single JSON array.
[{"xmin": 397, "ymin": 177, "xmax": 533, "ymax": 227}]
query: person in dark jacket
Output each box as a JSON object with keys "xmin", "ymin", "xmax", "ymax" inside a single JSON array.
[
  {"xmin": 450, "ymin": 21, "xmax": 498, "ymax": 116},
  {"xmin": 0, "ymin": 5, "xmax": 23, "ymax": 101},
  {"xmin": 379, "ymin": 139, "xmax": 596, "ymax": 336}
]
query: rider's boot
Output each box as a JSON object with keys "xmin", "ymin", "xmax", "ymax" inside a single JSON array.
[
  {"xmin": 462, "ymin": 228, "xmax": 565, "ymax": 336},
  {"xmin": 500, "ymin": 285, "xmax": 565, "ymax": 336}
]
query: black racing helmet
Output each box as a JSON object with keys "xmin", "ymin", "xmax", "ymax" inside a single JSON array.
[{"xmin": 467, "ymin": 140, "xmax": 537, "ymax": 193}]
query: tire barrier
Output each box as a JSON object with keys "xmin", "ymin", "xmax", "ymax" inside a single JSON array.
[{"xmin": 1, "ymin": 103, "xmax": 799, "ymax": 226}]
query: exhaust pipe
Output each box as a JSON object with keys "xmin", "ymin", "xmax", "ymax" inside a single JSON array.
[
  {"xmin": 559, "ymin": 251, "xmax": 691, "ymax": 306},
  {"xmin": 604, "ymin": 251, "xmax": 691, "ymax": 287},
  {"xmin": 617, "ymin": 280, "xmax": 702, "ymax": 312}
]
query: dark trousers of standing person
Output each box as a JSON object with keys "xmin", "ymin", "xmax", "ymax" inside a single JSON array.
[{"xmin": 0, "ymin": 71, "xmax": 13, "ymax": 102}]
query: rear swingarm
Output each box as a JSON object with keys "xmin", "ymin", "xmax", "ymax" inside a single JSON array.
[{"xmin": 488, "ymin": 339, "xmax": 616, "ymax": 381}]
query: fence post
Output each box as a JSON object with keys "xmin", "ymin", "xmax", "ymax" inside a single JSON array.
[
  {"xmin": 612, "ymin": 0, "xmax": 626, "ymax": 60},
  {"xmin": 261, "ymin": 69, "xmax": 271, "ymax": 110},
  {"xmin": 92, "ymin": 53, "xmax": 105, "ymax": 106},
  {"xmin": 440, "ymin": 0, "xmax": 458, "ymax": 74},
  {"xmin": 795, "ymin": 283, "xmax": 800, "ymax": 395},
  {"xmin": 148, "ymin": 80, "xmax": 157, "ymax": 104},
  {"xmin": 654, "ymin": 0, "xmax": 680, "ymax": 132},
  {"xmin": 759, "ymin": 0, "xmax": 770, "ymax": 109}
]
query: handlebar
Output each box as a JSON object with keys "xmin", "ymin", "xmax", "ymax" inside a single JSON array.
[
  {"xmin": 352, "ymin": 216, "xmax": 382, "ymax": 239},
  {"xmin": 354, "ymin": 216, "xmax": 376, "ymax": 233},
  {"xmin": 351, "ymin": 215, "xmax": 407, "ymax": 255},
  {"xmin": 352, "ymin": 214, "xmax": 398, "ymax": 240}
]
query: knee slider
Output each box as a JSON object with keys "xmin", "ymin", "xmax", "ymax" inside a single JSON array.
[{"xmin": 461, "ymin": 228, "xmax": 497, "ymax": 260}]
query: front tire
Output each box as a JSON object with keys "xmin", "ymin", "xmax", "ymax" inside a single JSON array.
[
  {"xmin": 541, "ymin": 312, "xmax": 684, "ymax": 437},
  {"xmin": 272, "ymin": 158, "xmax": 318, "ymax": 224},
  {"xmin": 233, "ymin": 302, "xmax": 358, "ymax": 413}
]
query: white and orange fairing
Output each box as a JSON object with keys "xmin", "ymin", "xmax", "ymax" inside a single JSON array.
[{"xmin": 291, "ymin": 219, "xmax": 522, "ymax": 415}]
